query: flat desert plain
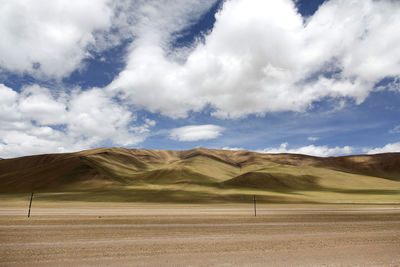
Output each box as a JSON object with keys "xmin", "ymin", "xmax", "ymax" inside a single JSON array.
[{"xmin": 1, "ymin": 203, "xmax": 400, "ymax": 266}]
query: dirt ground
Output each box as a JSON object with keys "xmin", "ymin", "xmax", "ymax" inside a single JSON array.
[{"xmin": 1, "ymin": 204, "xmax": 399, "ymax": 266}]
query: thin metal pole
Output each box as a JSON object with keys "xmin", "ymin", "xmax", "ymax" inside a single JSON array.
[
  {"xmin": 28, "ymin": 192, "xmax": 34, "ymax": 218},
  {"xmin": 253, "ymin": 195, "xmax": 256, "ymax": 217}
]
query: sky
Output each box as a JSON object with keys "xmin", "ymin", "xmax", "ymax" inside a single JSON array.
[{"xmin": 1, "ymin": 0, "xmax": 400, "ymax": 158}]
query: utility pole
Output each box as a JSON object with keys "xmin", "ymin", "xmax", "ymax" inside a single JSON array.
[
  {"xmin": 253, "ymin": 195, "xmax": 256, "ymax": 217},
  {"xmin": 28, "ymin": 192, "xmax": 34, "ymax": 218}
]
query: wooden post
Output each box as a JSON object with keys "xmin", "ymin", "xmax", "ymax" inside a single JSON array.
[
  {"xmin": 28, "ymin": 192, "xmax": 34, "ymax": 218},
  {"xmin": 253, "ymin": 195, "xmax": 256, "ymax": 217}
]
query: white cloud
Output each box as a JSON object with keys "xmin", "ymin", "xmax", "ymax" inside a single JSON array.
[
  {"xmin": 1, "ymin": 0, "xmax": 399, "ymax": 157},
  {"xmin": 0, "ymin": 0, "xmax": 216, "ymax": 157},
  {"xmin": 0, "ymin": 84, "xmax": 155, "ymax": 158},
  {"xmin": 130, "ymin": 119, "xmax": 156, "ymax": 135},
  {"xmin": 259, "ymin": 142, "xmax": 353, "ymax": 157},
  {"xmin": 366, "ymin": 142, "xmax": 400, "ymax": 154},
  {"xmin": 169, "ymin": 125, "xmax": 224, "ymax": 142},
  {"xmin": 389, "ymin": 125, "xmax": 400, "ymax": 134},
  {"xmin": 18, "ymin": 85, "xmax": 68, "ymax": 125},
  {"xmin": 222, "ymin": 147, "xmax": 245, "ymax": 151},
  {"xmin": 385, "ymin": 78, "xmax": 400, "ymax": 92},
  {"xmin": 66, "ymin": 88, "xmax": 144, "ymax": 146},
  {"xmin": 108, "ymin": 0, "xmax": 400, "ymax": 118},
  {"xmin": 0, "ymin": 84, "xmax": 20, "ymax": 121},
  {"xmin": 0, "ymin": 0, "xmax": 113, "ymax": 78},
  {"xmin": 0, "ymin": 0, "xmax": 220, "ymax": 80},
  {"xmin": 127, "ymin": 0, "xmax": 217, "ymax": 47},
  {"xmin": 307, "ymin": 136, "xmax": 319, "ymax": 141}
]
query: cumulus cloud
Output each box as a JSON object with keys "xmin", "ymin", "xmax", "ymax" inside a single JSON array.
[
  {"xmin": 259, "ymin": 142, "xmax": 353, "ymax": 157},
  {"xmin": 18, "ymin": 85, "xmax": 68, "ymax": 125},
  {"xmin": 366, "ymin": 142, "xmax": 400, "ymax": 154},
  {"xmin": 3, "ymin": 0, "xmax": 399, "ymax": 116},
  {"xmin": 108, "ymin": 0, "xmax": 400, "ymax": 118},
  {"xmin": 307, "ymin": 136, "xmax": 319, "ymax": 141},
  {"xmin": 0, "ymin": 84, "xmax": 20, "ymax": 122},
  {"xmin": 0, "ymin": 0, "xmax": 114, "ymax": 78},
  {"xmin": 2, "ymin": 0, "xmax": 399, "ymax": 157},
  {"xmin": 169, "ymin": 125, "xmax": 224, "ymax": 142},
  {"xmin": 118, "ymin": 0, "xmax": 217, "ymax": 46},
  {"xmin": 0, "ymin": 0, "xmax": 218, "ymax": 157},
  {"xmin": 0, "ymin": 84, "xmax": 154, "ymax": 158}
]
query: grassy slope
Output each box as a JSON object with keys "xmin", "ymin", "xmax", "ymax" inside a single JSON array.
[{"xmin": 0, "ymin": 148, "xmax": 399, "ymax": 203}]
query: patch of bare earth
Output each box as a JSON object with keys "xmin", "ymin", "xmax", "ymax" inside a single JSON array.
[{"xmin": 0, "ymin": 204, "xmax": 399, "ymax": 266}]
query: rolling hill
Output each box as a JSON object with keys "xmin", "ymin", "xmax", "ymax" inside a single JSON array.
[{"xmin": 0, "ymin": 147, "xmax": 399, "ymax": 203}]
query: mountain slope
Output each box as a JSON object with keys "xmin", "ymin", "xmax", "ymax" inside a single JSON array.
[{"xmin": 0, "ymin": 148, "xmax": 399, "ymax": 203}]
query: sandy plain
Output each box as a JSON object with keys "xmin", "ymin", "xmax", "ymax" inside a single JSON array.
[{"xmin": 1, "ymin": 203, "xmax": 400, "ymax": 266}]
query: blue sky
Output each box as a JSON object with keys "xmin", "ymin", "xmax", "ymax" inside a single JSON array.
[{"xmin": 0, "ymin": 0, "xmax": 400, "ymax": 158}]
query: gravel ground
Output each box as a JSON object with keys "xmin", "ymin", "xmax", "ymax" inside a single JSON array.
[{"xmin": 1, "ymin": 204, "xmax": 399, "ymax": 266}]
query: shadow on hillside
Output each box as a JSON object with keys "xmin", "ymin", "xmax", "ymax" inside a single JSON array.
[{"xmin": 221, "ymin": 172, "xmax": 321, "ymax": 192}]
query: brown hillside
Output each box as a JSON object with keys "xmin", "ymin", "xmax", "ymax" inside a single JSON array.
[
  {"xmin": 0, "ymin": 156, "xmax": 105, "ymax": 192},
  {"xmin": 0, "ymin": 147, "xmax": 399, "ymax": 203},
  {"xmin": 318, "ymin": 153, "xmax": 400, "ymax": 181}
]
